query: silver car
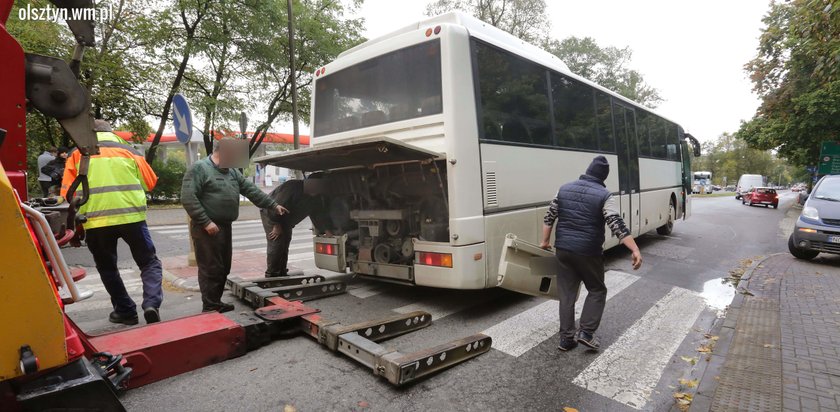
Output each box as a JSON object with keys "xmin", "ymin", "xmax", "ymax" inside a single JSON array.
[{"xmin": 789, "ymin": 175, "xmax": 840, "ymax": 259}]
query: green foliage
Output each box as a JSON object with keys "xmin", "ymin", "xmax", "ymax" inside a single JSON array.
[
  {"xmin": 544, "ymin": 37, "xmax": 663, "ymax": 108},
  {"xmin": 737, "ymin": 0, "xmax": 840, "ymax": 167},
  {"xmin": 693, "ymin": 133, "xmax": 804, "ymax": 186},
  {"xmin": 150, "ymin": 155, "xmax": 186, "ymax": 202},
  {"xmin": 425, "ymin": 0, "xmax": 550, "ymax": 43}
]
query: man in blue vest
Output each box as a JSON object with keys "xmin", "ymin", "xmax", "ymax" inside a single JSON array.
[{"xmin": 540, "ymin": 155, "xmax": 643, "ymax": 351}]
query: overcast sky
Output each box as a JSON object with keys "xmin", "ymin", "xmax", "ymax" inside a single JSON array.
[{"xmin": 347, "ymin": 0, "xmax": 771, "ymax": 143}]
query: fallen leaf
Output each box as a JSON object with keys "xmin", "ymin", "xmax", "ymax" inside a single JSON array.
[
  {"xmin": 563, "ymin": 408, "xmax": 579, "ymax": 412},
  {"xmin": 740, "ymin": 289, "xmax": 755, "ymax": 296},
  {"xmin": 284, "ymin": 405, "xmax": 297, "ymax": 412},
  {"xmin": 679, "ymin": 378, "xmax": 699, "ymax": 388},
  {"xmin": 680, "ymin": 356, "xmax": 698, "ymax": 365},
  {"xmin": 674, "ymin": 392, "xmax": 694, "ymax": 411},
  {"xmin": 697, "ymin": 344, "xmax": 713, "ymax": 353},
  {"xmin": 358, "ymin": 401, "xmax": 370, "ymax": 408},
  {"xmin": 249, "ymin": 367, "xmax": 258, "ymax": 372},
  {"xmin": 763, "ymin": 344, "xmax": 776, "ymax": 348}
]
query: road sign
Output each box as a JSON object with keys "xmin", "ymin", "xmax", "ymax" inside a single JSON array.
[
  {"xmin": 818, "ymin": 141, "xmax": 840, "ymax": 175},
  {"xmin": 172, "ymin": 93, "xmax": 193, "ymax": 144}
]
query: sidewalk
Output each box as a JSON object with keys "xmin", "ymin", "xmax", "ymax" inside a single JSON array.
[
  {"xmin": 161, "ymin": 250, "xmax": 273, "ymax": 291},
  {"xmin": 692, "ymin": 253, "xmax": 840, "ymax": 411}
]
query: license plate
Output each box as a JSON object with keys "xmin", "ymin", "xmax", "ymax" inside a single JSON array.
[{"xmin": 829, "ymin": 236, "xmax": 840, "ymax": 244}]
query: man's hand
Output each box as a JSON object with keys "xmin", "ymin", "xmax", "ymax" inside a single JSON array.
[
  {"xmin": 275, "ymin": 205, "xmax": 289, "ymax": 215},
  {"xmin": 204, "ymin": 222, "xmax": 220, "ymax": 236},
  {"xmin": 631, "ymin": 249, "xmax": 643, "ymax": 270},
  {"xmin": 539, "ymin": 240, "xmax": 552, "ymax": 250},
  {"xmin": 268, "ymin": 225, "xmax": 283, "ymax": 240}
]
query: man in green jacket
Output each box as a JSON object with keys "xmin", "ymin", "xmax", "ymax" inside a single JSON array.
[{"xmin": 181, "ymin": 139, "xmax": 288, "ymax": 312}]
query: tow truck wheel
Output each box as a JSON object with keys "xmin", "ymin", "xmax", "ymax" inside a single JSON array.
[{"xmin": 788, "ymin": 235, "xmax": 818, "ymax": 260}]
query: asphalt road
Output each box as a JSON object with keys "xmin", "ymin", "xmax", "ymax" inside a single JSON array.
[{"xmin": 60, "ymin": 191, "xmax": 799, "ymax": 411}]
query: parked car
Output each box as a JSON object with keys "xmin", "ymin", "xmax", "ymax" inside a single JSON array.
[
  {"xmin": 789, "ymin": 175, "xmax": 840, "ymax": 260},
  {"xmin": 735, "ymin": 174, "xmax": 766, "ymax": 200},
  {"xmin": 724, "ymin": 185, "xmax": 736, "ymax": 192},
  {"xmin": 742, "ymin": 187, "xmax": 779, "ymax": 208},
  {"xmin": 712, "ymin": 185, "xmax": 722, "ymax": 191}
]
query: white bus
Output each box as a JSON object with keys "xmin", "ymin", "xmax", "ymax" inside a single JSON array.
[
  {"xmin": 256, "ymin": 12, "xmax": 700, "ymax": 291},
  {"xmin": 692, "ymin": 171, "xmax": 713, "ymax": 194}
]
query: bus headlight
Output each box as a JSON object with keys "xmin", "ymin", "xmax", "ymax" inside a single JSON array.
[{"xmin": 802, "ymin": 206, "xmax": 819, "ymax": 221}]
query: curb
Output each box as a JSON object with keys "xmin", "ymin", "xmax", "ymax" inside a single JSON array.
[
  {"xmin": 689, "ymin": 253, "xmax": 784, "ymax": 411},
  {"xmin": 162, "ymin": 268, "xmax": 201, "ymax": 292}
]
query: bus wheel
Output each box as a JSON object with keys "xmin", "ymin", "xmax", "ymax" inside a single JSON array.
[{"xmin": 657, "ymin": 201, "xmax": 675, "ymax": 235}]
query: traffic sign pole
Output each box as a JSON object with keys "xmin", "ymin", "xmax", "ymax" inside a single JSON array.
[{"xmin": 173, "ymin": 94, "xmax": 198, "ymax": 267}]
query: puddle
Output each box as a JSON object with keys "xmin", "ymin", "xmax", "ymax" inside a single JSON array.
[{"xmin": 699, "ymin": 278, "xmax": 736, "ymax": 311}]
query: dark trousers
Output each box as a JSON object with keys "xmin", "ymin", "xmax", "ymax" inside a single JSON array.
[
  {"xmin": 191, "ymin": 221, "xmax": 232, "ymax": 309},
  {"xmin": 555, "ymin": 249, "xmax": 607, "ymax": 339},
  {"xmin": 85, "ymin": 221, "xmax": 163, "ymax": 315},
  {"xmin": 261, "ymin": 210, "xmax": 293, "ymax": 277},
  {"xmin": 39, "ymin": 180, "xmax": 52, "ymax": 197}
]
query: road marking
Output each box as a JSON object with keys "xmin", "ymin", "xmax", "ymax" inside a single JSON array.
[
  {"xmin": 571, "ymin": 286, "xmax": 706, "ymax": 410},
  {"xmin": 348, "ymin": 284, "xmax": 386, "ymax": 299},
  {"xmin": 482, "ymin": 270, "xmax": 639, "ymax": 357},
  {"xmin": 393, "ymin": 291, "xmax": 500, "ymax": 321}
]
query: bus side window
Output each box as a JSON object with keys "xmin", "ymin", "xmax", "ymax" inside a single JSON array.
[{"xmin": 595, "ymin": 91, "xmax": 615, "ymax": 153}]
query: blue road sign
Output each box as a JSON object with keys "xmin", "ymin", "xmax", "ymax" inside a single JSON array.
[{"xmin": 172, "ymin": 93, "xmax": 193, "ymax": 144}]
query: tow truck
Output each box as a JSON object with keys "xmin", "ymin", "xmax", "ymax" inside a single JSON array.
[{"xmin": 0, "ymin": 1, "xmax": 490, "ymax": 409}]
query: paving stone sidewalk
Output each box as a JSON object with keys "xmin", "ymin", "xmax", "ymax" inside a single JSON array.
[
  {"xmin": 692, "ymin": 254, "xmax": 840, "ymax": 411},
  {"xmin": 161, "ymin": 251, "xmax": 302, "ymax": 291}
]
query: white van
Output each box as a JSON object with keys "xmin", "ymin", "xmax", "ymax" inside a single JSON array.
[{"xmin": 736, "ymin": 174, "xmax": 766, "ymax": 199}]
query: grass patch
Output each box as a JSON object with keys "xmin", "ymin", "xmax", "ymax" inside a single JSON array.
[{"xmin": 692, "ymin": 192, "xmax": 737, "ymax": 198}]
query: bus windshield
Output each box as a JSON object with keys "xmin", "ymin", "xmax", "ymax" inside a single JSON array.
[{"xmin": 313, "ymin": 39, "xmax": 443, "ymax": 137}]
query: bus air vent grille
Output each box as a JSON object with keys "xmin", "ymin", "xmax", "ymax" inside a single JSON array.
[{"xmin": 485, "ymin": 171, "xmax": 498, "ymax": 207}]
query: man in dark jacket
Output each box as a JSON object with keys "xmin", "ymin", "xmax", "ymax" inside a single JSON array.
[
  {"xmin": 42, "ymin": 146, "xmax": 69, "ymax": 194},
  {"xmin": 540, "ymin": 155, "xmax": 642, "ymax": 351},
  {"xmin": 261, "ymin": 177, "xmax": 333, "ymax": 277},
  {"xmin": 181, "ymin": 139, "xmax": 288, "ymax": 312}
]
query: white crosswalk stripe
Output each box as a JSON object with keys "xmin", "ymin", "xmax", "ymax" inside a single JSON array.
[
  {"xmin": 482, "ymin": 270, "xmax": 639, "ymax": 357},
  {"xmin": 393, "ymin": 292, "xmax": 500, "ymax": 321},
  {"xmin": 571, "ymin": 286, "xmax": 707, "ymax": 410},
  {"xmin": 347, "ymin": 284, "xmax": 387, "ymax": 299}
]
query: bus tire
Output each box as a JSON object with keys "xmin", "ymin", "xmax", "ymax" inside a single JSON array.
[{"xmin": 656, "ymin": 201, "xmax": 675, "ymax": 235}]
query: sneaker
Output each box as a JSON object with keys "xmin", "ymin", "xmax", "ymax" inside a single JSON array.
[
  {"xmin": 143, "ymin": 307, "xmax": 160, "ymax": 324},
  {"xmin": 108, "ymin": 311, "xmax": 138, "ymax": 325},
  {"xmin": 576, "ymin": 331, "xmax": 601, "ymax": 350},
  {"xmin": 557, "ymin": 338, "xmax": 578, "ymax": 351}
]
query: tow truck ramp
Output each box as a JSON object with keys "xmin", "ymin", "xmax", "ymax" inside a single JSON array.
[{"xmin": 226, "ymin": 275, "xmax": 492, "ymax": 386}]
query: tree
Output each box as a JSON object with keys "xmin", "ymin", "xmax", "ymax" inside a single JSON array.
[
  {"xmin": 737, "ymin": 0, "xmax": 839, "ymax": 167},
  {"xmin": 691, "ymin": 133, "xmax": 804, "ymax": 186},
  {"xmin": 425, "ymin": 0, "xmax": 550, "ymax": 43},
  {"xmin": 544, "ymin": 37, "xmax": 662, "ymax": 107},
  {"xmin": 244, "ymin": 0, "xmax": 365, "ymax": 157}
]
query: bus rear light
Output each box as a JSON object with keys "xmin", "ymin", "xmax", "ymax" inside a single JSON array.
[
  {"xmin": 425, "ymin": 28, "xmax": 433, "ymax": 37},
  {"xmin": 434, "ymin": 25, "xmax": 441, "ymax": 35},
  {"xmin": 417, "ymin": 252, "xmax": 453, "ymax": 268},
  {"xmin": 315, "ymin": 242, "xmax": 337, "ymax": 255}
]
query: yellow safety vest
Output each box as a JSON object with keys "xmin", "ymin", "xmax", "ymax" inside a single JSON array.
[{"xmin": 61, "ymin": 132, "xmax": 158, "ymax": 230}]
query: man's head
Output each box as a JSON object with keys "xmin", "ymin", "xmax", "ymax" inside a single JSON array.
[
  {"xmin": 93, "ymin": 119, "xmax": 112, "ymax": 132},
  {"xmin": 46, "ymin": 146, "xmax": 57, "ymax": 155},
  {"xmin": 57, "ymin": 146, "xmax": 70, "ymax": 158},
  {"xmin": 585, "ymin": 155, "xmax": 610, "ymax": 181},
  {"xmin": 212, "ymin": 137, "xmax": 249, "ymax": 168}
]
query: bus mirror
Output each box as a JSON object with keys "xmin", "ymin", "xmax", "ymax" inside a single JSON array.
[{"xmin": 684, "ymin": 133, "xmax": 702, "ymax": 157}]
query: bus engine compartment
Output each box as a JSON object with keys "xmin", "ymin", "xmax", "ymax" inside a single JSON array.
[{"xmin": 313, "ymin": 160, "xmax": 450, "ymax": 282}]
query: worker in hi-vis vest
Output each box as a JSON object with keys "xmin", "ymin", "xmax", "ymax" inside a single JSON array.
[{"xmin": 61, "ymin": 119, "xmax": 163, "ymax": 326}]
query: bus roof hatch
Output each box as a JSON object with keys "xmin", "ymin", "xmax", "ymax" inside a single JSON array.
[{"xmin": 253, "ymin": 136, "xmax": 443, "ymax": 172}]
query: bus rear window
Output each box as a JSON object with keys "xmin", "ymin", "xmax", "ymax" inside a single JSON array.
[{"xmin": 313, "ymin": 40, "xmax": 443, "ymax": 137}]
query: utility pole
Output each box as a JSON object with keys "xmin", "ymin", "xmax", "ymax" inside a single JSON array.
[{"xmin": 287, "ymin": 0, "xmax": 303, "ymax": 179}]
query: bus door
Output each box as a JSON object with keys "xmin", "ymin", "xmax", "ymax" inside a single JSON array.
[
  {"xmin": 612, "ymin": 102, "xmax": 641, "ymax": 236},
  {"xmin": 680, "ymin": 140, "xmax": 692, "ymax": 219}
]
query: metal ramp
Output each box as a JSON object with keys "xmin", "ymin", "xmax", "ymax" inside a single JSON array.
[{"xmin": 226, "ymin": 274, "xmax": 492, "ymax": 386}]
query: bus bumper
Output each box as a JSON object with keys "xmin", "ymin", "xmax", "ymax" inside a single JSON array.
[{"xmin": 413, "ymin": 241, "xmax": 487, "ymax": 289}]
